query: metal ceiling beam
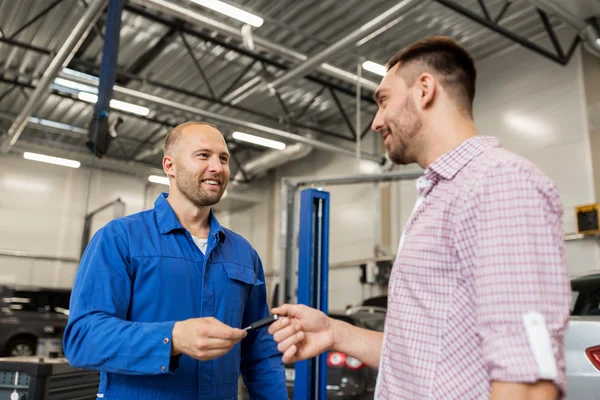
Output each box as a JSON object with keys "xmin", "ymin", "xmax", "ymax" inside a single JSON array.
[
  {"xmin": 74, "ymin": 12, "xmax": 106, "ymax": 60},
  {"xmin": 433, "ymin": 0, "xmax": 581, "ymax": 66},
  {"xmin": 0, "ymin": 76, "xmax": 177, "ymax": 131},
  {"xmin": 0, "ymin": 36, "xmax": 52, "ymax": 55},
  {"xmin": 529, "ymin": 0, "xmax": 600, "ymax": 58},
  {"xmin": 52, "ymin": 71, "xmax": 383, "ymax": 162},
  {"xmin": 230, "ymin": 0, "xmax": 420, "ymax": 104},
  {"xmin": 127, "ymin": 0, "xmax": 378, "ymax": 91},
  {"xmin": 119, "ymin": 27, "xmax": 178, "ymax": 86},
  {"xmin": 122, "ymin": 3, "xmax": 377, "ymax": 105},
  {"xmin": 0, "ymin": 0, "xmax": 107, "ymax": 154},
  {"xmin": 69, "ymin": 58, "xmax": 357, "ymax": 142},
  {"xmin": 104, "ymin": 83, "xmax": 383, "ymax": 163}
]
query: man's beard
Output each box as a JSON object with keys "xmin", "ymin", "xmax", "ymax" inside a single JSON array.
[
  {"xmin": 386, "ymin": 97, "xmax": 422, "ymax": 165},
  {"xmin": 175, "ymin": 167, "xmax": 226, "ymax": 208}
]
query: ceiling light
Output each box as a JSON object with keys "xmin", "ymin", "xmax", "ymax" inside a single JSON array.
[
  {"xmin": 53, "ymin": 77, "xmax": 98, "ymax": 94},
  {"xmin": 362, "ymin": 61, "xmax": 387, "ymax": 77},
  {"xmin": 110, "ymin": 99, "xmax": 151, "ymax": 116},
  {"xmin": 148, "ymin": 175, "xmax": 170, "ymax": 185},
  {"xmin": 232, "ymin": 131, "xmax": 286, "ymax": 150},
  {"xmin": 62, "ymin": 67, "xmax": 99, "ymax": 83},
  {"xmin": 77, "ymin": 92, "xmax": 151, "ymax": 116},
  {"xmin": 28, "ymin": 116, "xmax": 86, "ymax": 134},
  {"xmin": 23, "ymin": 152, "xmax": 80, "ymax": 168},
  {"xmin": 190, "ymin": 0, "xmax": 263, "ymax": 27}
]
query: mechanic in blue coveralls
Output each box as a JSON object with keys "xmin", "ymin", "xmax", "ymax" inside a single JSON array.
[{"xmin": 63, "ymin": 122, "xmax": 287, "ymax": 399}]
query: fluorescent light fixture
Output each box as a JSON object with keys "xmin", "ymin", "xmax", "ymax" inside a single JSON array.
[
  {"xmin": 232, "ymin": 131, "xmax": 286, "ymax": 150},
  {"xmin": 190, "ymin": 0, "xmax": 263, "ymax": 27},
  {"xmin": 148, "ymin": 175, "xmax": 170, "ymax": 185},
  {"xmin": 110, "ymin": 99, "xmax": 151, "ymax": 116},
  {"xmin": 77, "ymin": 92, "xmax": 151, "ymax": 116},
  {"xmin": 62, "ymin": 67, "xmax": 99, "ymax": 83},
  {"xmin": 23, "ymin": 152, "xmax": 80, "ymax": 168},
  {"xmin": 27, "ymin": 116, "xmax": 87, "ymax": 134},
  {"xmin": 53, "ymin": 77, "xmax": 98, "ymax": 94},
  {"xmin": 78, "ymin": 92, "xmax": 98, "ymax": 103},
  {"xmin": 362, "ymin": 61, "xmax": 387, "ymax": 77}
]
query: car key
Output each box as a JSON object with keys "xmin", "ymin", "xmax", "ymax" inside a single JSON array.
[{"xmin": 243, "ymin": 314, "xmax": 280, "ymax": 331}]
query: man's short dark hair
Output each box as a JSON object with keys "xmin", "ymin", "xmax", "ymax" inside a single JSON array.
[
  {"xmin": 386, "ymin": 36, "xmax": 477, "ymax": 115},
  {"xmin": 163, "ymin": 121, "xmax": 218, "ymax": 157}
]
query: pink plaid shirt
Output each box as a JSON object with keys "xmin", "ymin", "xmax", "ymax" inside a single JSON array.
[{"xmin": 375, "ymin": 136, "xmax": 571, "ymax": 399}]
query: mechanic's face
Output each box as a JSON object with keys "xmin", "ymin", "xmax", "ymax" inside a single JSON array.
[
  {"xmin": 172, "ymin": 126, "xmax": 230, "ymax": 208},
  {"xmin": 372, "ymin": 65, "xmax": 423, "ymax": 165}
]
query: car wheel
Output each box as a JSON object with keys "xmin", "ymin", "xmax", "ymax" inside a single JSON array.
[{"xmin": 6, "ymin": 337, "xmax": 36, "ymax": 357}]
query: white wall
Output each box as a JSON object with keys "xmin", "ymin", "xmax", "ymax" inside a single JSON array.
[
  {"xmin": 473, "ymin": 45, "xmax": 599, "ymax": 276},
  {"xmin": 0, "ymin": 153, "xmax": 164, "ymax": 287}
]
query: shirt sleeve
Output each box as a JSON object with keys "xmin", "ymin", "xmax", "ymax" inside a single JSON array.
[
  {"xmin": 239, "ymin": 249, "xmax": 287, "ymax": 399},
  {"xmin": 63, "ymin": 221, "xmax": 179, "ymax": 375},
  {"xmin": 462, "ymin": 161, "xmax": 571, "ymax": 393}
]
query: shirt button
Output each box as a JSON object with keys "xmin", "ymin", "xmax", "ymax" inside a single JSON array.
[
  {"xmin": 161, "ymin": 366, "xmax": 166, "ymax": 372},
  {"xmin": 163, "ymin": 338, "xmax": 169, "ymax": 344}
]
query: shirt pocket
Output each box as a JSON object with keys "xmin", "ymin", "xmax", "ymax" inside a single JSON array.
[
  {"xmin": 221, "ymin": 262, "xmax": 264, "ymax": 302},
  {"xmin": 222, "ymin": 262, "xmax": 264, "ymax": 285},
  {"xmin": 219, "ymin": 263, "xmax": 264, "ymax": 325}
]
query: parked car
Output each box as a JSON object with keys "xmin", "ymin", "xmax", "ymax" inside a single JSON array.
[
  {"xmin": 566, "ymin": 273, "xmax": 600, "ymax": 399},
  {"xmin": 0, "ymin": 284, "xmax": 70, "ymax": 357},
  {"xmin": 284, "ymin": 308, "xmax": 385, "ymax": 400}
]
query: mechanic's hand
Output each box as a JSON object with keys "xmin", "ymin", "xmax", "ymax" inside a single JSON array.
[
  {"xmin": 171, "ymin": 317, "xmax": 247, "ymax": 361},
  {"xmin": 268, "ymin": 304, "xmax": 335, "ymax": 364}
]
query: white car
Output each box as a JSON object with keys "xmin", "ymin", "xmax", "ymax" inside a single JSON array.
[{"xmin": 566, "ymin": 273, "xmax": 600, "ymax": 399}]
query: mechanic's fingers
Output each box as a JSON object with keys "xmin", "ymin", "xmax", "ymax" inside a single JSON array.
[
  {"xmin": 208, "ymin": 325, "xmax": 247, "ymax": 341},
  {"xmin": 277, "ymin": 330, "xmax": 305, "ymax": 354},
  {"xmin": 196, "ymin": 348, "xmax": 230, "ymax": 361},
  {"xmin": 272, "ymin": 323, "xmax": 301, "ymax": 343},
  {"xmin": 198, "ymin": 337, "xmax": 240, "ymax": 350},
  {"xmin": 282, "ymin": 344, "xmax": 298, "ymax": 364},
  {"xmin": 269, "ymin": 315, "xmax": 290, "ymax": 335}
]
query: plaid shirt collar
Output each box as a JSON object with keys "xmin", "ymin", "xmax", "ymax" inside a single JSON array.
[{"xmin": 416, "ymin": 135, "xmax": 501, "ymax": 197}]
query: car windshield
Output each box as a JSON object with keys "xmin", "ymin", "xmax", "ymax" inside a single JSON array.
[
  {"xmin": 2, "ymin": 289, "xmax": 70, "ymax": 315},
  {"xmin": 571, "ymin": 290, "xmax": 579, "ymax": 314}
]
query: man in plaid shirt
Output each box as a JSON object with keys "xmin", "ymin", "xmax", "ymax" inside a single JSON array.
[{"xmin": 268, "ymin": 36, "xmax": 571, "ymax": 399}]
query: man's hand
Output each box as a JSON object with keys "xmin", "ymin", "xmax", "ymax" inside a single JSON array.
[
  {"xmin": 171, "ymin": 317, "xmax": 247, "ymax": 361},
  {"xmin": 268, "ymin": 304, "xmax": 335, "ymax": 363}
]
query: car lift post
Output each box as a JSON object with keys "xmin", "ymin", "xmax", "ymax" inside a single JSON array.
[{"xmin": 295, "ymin": 188, "xmax": 330, "ymax": 400}]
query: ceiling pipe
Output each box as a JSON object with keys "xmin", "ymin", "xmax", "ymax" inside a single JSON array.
[
  {"xmin": 232, "ymin": 136, "xmax": 314, "ymax": 185},
  {"xmin": 128, "ymin": 0, "xmax": 379, "ymax": 91},
  {"xmin": 528, "ymin": 0, "xmax": 600, "ymax": 57},
  {"xmin": 59, "ymin": 71, "xmax": 384, "ymax": 163},
  {"xmin": 0, "ymin": 0, "xmax": 107, "ymax": 154}
]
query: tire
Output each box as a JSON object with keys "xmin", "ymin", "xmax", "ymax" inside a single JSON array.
[{"xmin": 6, "ymin": 336, "xmax": 37, "ymax": 357}]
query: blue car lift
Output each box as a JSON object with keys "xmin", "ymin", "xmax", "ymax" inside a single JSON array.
[{"xmin": 295, "ymin": 188, "xmax": 330, "ymax": 400}]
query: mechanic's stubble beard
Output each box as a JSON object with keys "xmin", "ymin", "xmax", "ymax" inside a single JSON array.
[{"xmin": 175, "ymin": 162, "xmax": 227, "ymax": 208}]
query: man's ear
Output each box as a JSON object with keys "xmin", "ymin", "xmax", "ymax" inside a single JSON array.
[
  {"xmin": 163, "ymin": 155, "xmax": 175, "ymax": 178},
  {"xmin": 416, "ymin": 72, "xmax": 436, "ymax": 110}
]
